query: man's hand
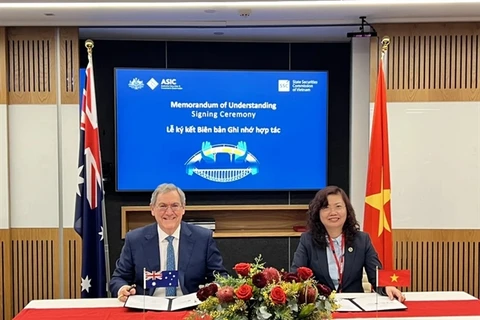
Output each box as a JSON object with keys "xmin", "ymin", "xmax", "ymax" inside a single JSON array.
[
  {"xmin": 118, "ymin": 284, "xmax": 136, "ymax": 302},
  {"xmin": 385, "ymin": 286, "xmax": 406, "ymax": 302}
]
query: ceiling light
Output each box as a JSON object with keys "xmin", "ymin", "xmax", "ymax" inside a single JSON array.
[
  {"xmin": 44, "ymin": 13, "xmax": 55, "ymax": 16},
  {"xmin": 0, "ymin": 1, "xmax": 479, "ymax": 9},
  {"xmin": 213, "ymin": 32, "xmax": 224, "ymax": 35}
]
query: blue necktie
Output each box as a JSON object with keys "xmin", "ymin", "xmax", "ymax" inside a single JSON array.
[{"xmin": 166, "ymin": 236, "xmax": 176, "ymax": 297}]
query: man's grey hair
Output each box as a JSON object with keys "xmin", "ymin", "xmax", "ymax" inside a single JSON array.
[{"xmin": 150, "ymin": 183, "xmax": 186, "ymax": 206}]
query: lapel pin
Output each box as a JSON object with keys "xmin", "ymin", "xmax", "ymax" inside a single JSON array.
[{"xmin": 348, "ymin": 247, "xmax": 353, "ymax": 253}]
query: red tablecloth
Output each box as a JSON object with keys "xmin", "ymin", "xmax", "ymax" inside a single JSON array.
[
  {"xmin": 335, "ymin": 299, "xmax": 480, "ymax": 318},
  {"xmin": 13, "ymin": 299, "xmax": 480, "ymax": 320}
]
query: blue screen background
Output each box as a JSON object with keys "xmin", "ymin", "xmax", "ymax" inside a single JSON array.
[{"xmin": 115, "ymin": 69, "xmax": 328, "ymax": 192}]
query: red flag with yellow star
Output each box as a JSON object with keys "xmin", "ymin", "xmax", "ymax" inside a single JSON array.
[
  {"xmin": 377, "ymin": 270, "xmax": 411, "ymax": 287},
  {"xmin": 364, "ymin": 56, "xmax": 393, "ymax": 270}
]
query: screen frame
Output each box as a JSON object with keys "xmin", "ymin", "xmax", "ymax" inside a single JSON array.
[{"xmin": 113, "ymin": 67, "xmax": 329, "ymax": 192}]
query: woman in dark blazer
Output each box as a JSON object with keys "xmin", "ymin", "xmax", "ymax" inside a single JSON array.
[{"xmin": 291, "ymin": 186, "xmax": 405, "ymax": 301}]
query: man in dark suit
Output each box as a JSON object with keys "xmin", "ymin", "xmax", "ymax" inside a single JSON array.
[{"xmin": 109, "ymin": 183, "xmax": 227, "ymax": 301}]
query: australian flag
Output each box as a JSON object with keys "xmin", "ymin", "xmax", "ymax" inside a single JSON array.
[
  {"xmin": 143, "ymin": 269, "xmax": 179, "ymax": 289},
  {"xmin": 74, "ymin": 51, "xmax": 108, "ymax": 298}
]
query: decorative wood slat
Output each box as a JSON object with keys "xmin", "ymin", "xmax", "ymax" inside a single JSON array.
[
  {"xmin": 7, "ymin": 28, "xmax": 56, "ymax": 104},
  {"xmin": 0, "ymin": 229, "xmax": 12, "ymax": 320},
  {"xmin": 60, "ymin": 28, "xmax": 79, "ymax": 105},
  {"xmin": 370, "ymin": 23, "xmax": 480, "ymax": 102},
  {"xmin": 63, "ymin": 228, "xmax": 81, "ymax": 299},
  {"xmin": 393, "ymin": 229, "xmax": 480, "ymax": 298},
  {"xmin": 10, "ymin": 229, "xmax": 59, "ymax": 317},
  {"xmin": 0, "ymin": 28, "xmax": 7, "ymax": 105}
]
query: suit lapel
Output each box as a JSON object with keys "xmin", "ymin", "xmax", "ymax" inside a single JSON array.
[
  {"xmin": 178, "ymin": 222, "xmax": 194, "ymax": 293},
  {"xmin": 143, "ymin": 223, "xmax": 160, "ymax": 295},
  {"xmin": 318, "ymin": 247, "xmax": 336, "ymax": 289},
  {"xmin": 341, "ymin": 239, "xmax": 357, "ymax": 290}
]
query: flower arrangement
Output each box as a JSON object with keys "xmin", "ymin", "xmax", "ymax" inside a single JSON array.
[{"xmin": 186, "ymin": 255, "xmax": 340, "ymax": 320}]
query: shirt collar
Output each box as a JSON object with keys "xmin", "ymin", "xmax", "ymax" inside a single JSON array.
[{"xmin": 157, "ymin": 224, "xmax": 181, "ymax": 241}]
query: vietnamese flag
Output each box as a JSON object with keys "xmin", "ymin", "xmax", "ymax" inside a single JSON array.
[
  {"xmin": 377, "ymin": 270, "xmax": 411, "ymax": 287},
  {"xmin": 364, "ymin": 56, "xmax": 394, "ymax": 270}
]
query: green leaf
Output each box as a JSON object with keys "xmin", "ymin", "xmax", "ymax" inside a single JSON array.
[{"xmin": 298, "ymin": 303, "xmax": 316, "ymax": 318}]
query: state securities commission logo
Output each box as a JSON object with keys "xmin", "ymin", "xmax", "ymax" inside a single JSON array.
[{"xmin": 278, "ymin": 79, "xmax": 290, "ymax": 92}]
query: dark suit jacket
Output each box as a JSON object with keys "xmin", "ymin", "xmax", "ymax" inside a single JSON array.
[
  {"xmin": 291, "ymin": 231, "xmax": 382, "ymax": 293},
  {"xmin": 109, "ymin": 221, "xmax": 228, "ymax": 296}
]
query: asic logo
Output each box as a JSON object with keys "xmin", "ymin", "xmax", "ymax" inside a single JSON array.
[
  {"xmin": 161, "ymin": 79, "xmax": 177, "ymax": 85},
  {"xmin": 278, "ymin": 80, "xmax": 290, "ymax": 92}
]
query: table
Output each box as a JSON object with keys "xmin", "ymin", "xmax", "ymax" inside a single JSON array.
[{"xmin": 15, "ymin": 291, "xmax": 480, "ymax": 320}]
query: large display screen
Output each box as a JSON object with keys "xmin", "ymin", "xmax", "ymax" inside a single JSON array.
[{"xmin": 114, "ymin": 69, "xmax": 329, "ymax": 191}]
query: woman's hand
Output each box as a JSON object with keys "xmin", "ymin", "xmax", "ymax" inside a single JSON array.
[{"xmin": 385, "ymin": 286, "xmax": 405, "ymax": 302}]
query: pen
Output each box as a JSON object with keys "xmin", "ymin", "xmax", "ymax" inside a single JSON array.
[{"xmin": 127, "ymin": 284, "xmax": 136, "ymax": 292}]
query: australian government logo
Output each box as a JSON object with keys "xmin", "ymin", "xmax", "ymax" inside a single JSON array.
[
  {"xmin": 128, "ymin": 78, "xmax": 144, "ymax": 90},
  {"xmin": 184, "ymin": 141, "xmax": 259, "ymax": 183}
]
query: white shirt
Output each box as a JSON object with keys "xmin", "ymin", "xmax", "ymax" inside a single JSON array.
[
  {"xmin": 326, "ymin": 234, "xmax": 344, "ymax": 290},
  {"xmin": 152, "ymin": 224, "xmax": 184, "ymax": 297}
]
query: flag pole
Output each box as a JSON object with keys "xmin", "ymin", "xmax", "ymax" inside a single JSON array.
[
  {"xmin": 380, "ymin": 36, "xmax": 390, "ymax": 81},
  {"xmin": 85, "ymin": 39, "xmax": 112, "ymax": 297}
]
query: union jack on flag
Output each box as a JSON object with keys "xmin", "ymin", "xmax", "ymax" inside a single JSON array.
[
  {"xmin": 143, "ymin": 268, "xmax": 179, "ymax": 289},
  {"xmin": 74, "ymin": 50, "xmax": 108, "ymax": 298},
  {"xmin": 145, "ymin": 270, "xmax": 163, "ymax": 280}
]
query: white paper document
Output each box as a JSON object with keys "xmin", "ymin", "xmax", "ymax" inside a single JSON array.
[
  {"xmin": 124, "ymin": 292, "xmax": 201, "ymax": 311},
  {"xmin": 337, "ymin": 294, "xmax": 407, "ymax": 312},
  {"xmin": 337, "ymin": 298, "xmax": 363, "ymax": 312}
]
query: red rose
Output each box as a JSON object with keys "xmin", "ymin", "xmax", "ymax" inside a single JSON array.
[
  {"xmin": 263, "ymin": 267, "xmax": 281, "ymax": 284},
  {"xmin": 298, "ymin": 285, "xmax": 317, "ymax": 304},
  {"xmin": 216, "ymin": 286, "xmax": 235, "ymax": 303},
  {"xmin": 233, "ymin": 263, "xmax": 251, "ymax": 277},
  {"xmin": 317, "ymin": 283, "xmax": 332, "ymax": 297},
  {"xmin": 297, "ymin": 267, "xmax": 314, "ymax": 281},
  {"xmin": 270, "ymin": 286, "xmax": 287, "ymax": 305},
  {"xmin": 282, "ymin": 272, "xmax": 300, "ymax": 283},
  {"xmin": 235, "ymin": 284, "xmax": 253, "ymax": 300},
  {"xmin": 207, "ymin": 283, "xmax": 218, "ymax": 295},
  {"xmin": 196, "ymin": 287, "xmax": 212, "ymax": 301},
  {"xmin": 252, "ymin": 272, "xmax": 267, "ymax": 288},
  {"xmin": 196, "ymin": 283, "xmax": 219, "ymax": 301}
]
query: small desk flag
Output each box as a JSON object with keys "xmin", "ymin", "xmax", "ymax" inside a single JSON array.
[
  {"xmin": 377, "ymin": 269, "xmax": 411, "ymax": 287},
  {"xmin": 143, "ymin": 269, "xmax": 179, "ymax": 289}
]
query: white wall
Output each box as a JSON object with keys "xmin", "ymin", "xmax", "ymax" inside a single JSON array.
[
  {"xmin": 61, "ymin": 105, "xmax": 80, "ymax": 228},
  {"xmin": 0, "ymin": 104, "xmax": 9, "ymax": 229},
  {"xmin": 8, "ymin": 105, "xmax": 60, "ymax": 227},
  {"xmin": 5, "ymin": 104, "xmax": 79, "ymax": 228},
  {"xmin": 383, "ymin": 101, "xmax": 480, "ymax": 229}
]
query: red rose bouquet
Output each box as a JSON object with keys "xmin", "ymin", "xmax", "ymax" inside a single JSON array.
[{"xmin": 186, "ymin": 255, "xmax": 339, "ymax": 320}]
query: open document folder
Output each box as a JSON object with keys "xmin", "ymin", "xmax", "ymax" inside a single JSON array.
[
  {"xmin": 337, "ymin": 293, "xmax": 407, "ymax": 312},
  {"xmin": 124, "ymin": 292, "xmax": 201, "ymax": 311}
]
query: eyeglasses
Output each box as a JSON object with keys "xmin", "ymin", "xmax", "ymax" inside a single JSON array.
[
  {"xmin": 154, "ymin": 203, "xmax": 183, "ymax": 213},
  {"xmin": 320, "ymin": 204, "xmax": 345, "ymax": 213}
]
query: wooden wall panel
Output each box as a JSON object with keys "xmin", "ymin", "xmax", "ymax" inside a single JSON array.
[
  {"xmin": 63, "ymin": 228, "xmax": 81, "ymax": 299},
  {"xmin": 393, "ymin": 229, "xmax": 480, "ymax": 298},
  {"xmin": 10, "ymin": 228, "xmax": 59, "ymax": 316},
  {"xmin": 0, "ymin": 27, "xmax": 7, "ymax": 105},
  {"xmin": 59, "ymin": 28, "xmax": 79, "ymax": 105},
  {"xmin": 0, "ymin": 229, "xmax": 12, "ymax": 320},
  {"xmin": 370, "ymin": 23, "xmax": 480, "ymax": 102},
  {"xmin": 7, "ymin": 28, "xmax": 57, "ymax": 105}
]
